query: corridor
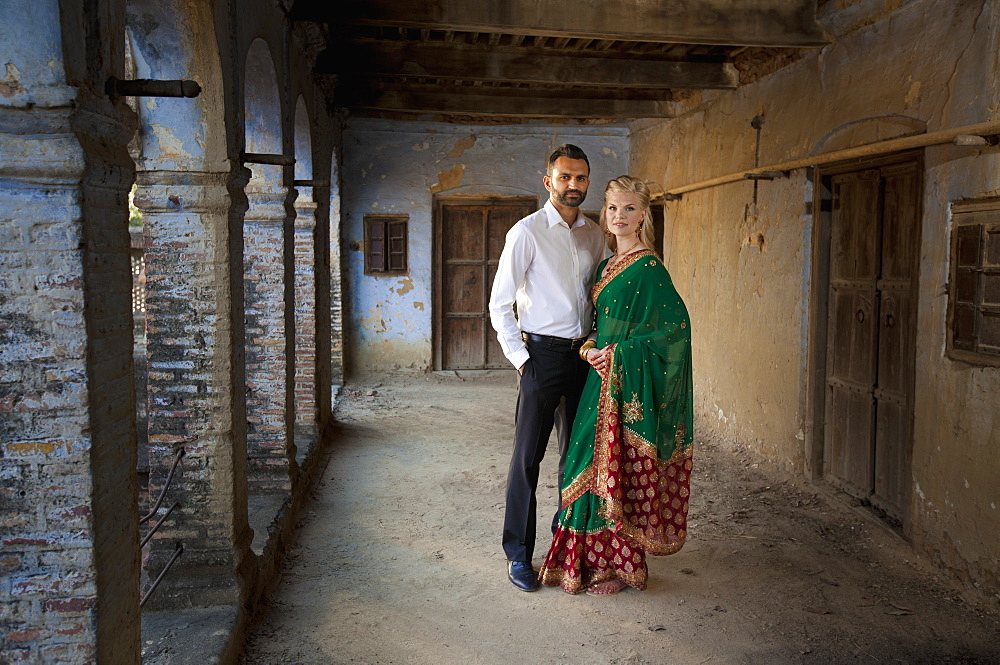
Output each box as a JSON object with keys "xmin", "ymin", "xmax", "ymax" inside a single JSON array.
[{"xmin": 239, "ymin": 374, "xmax": 998, "ymax": 665}]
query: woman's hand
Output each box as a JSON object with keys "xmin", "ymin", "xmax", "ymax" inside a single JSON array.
[{"xmin": 585, "ymin": 345, "xmax": 614, "ymax": 379}]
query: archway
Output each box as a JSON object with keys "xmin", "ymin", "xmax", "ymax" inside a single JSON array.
[
  {"xmin": 243, "ymin": 38, "xmax": 292, "ymax": 550},
  {"xmin": 293, "ymin": 96, "xmax": 319, "ymax": 458},
  {"xmin": 126, "ymin": 0, "xmax": 241, "ymax": 612}
]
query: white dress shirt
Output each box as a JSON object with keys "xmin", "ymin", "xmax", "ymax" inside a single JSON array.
[{"xmin": 489, "ymin": 200, "xmax": 607, "ymax": 369}]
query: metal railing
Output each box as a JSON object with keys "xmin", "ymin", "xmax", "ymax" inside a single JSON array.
[{"xmin": 139, "ymin": 447, "xmax": 185, "ymax": 608}]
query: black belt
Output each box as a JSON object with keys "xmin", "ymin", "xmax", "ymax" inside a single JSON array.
[{"xmin": 521, "ymin": 332, "xmax": 588, "ymax": 349}]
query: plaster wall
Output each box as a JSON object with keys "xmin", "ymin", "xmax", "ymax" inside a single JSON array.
[
  {"xmin": 342, "ymin": 120, "xmax": 629, "ymax": 375},
  {"xmin": 628, "ymin": 0, "xmax": 1000, "ymax": 595}
]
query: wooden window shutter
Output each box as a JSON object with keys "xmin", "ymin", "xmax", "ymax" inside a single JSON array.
[
  {"xmin": 364, "ymin": 214, "xmax": 408, "ymax": 275},
  {"xmin": 386, "ymin": 219, "xmax": 408, "ymax": 272},
  {"xmin": 947, "ymin": 199, "xmax": 1000, "ymax": 365}
]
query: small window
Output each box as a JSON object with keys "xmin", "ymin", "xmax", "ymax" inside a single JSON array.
[
  {"xmin": 947, "ymin": 198, "xmax": 1000, "ymax": 366},
  {"xmin": 364, "ymin": 214, "xmax": 408, "ymax": 275}
]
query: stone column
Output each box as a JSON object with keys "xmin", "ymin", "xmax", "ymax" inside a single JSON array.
[
  {"xmin": 244, "ymin": 169, "xmax": 292, "ymax": 495},
  {"xmin": 137, "ymin": 169, "xmax": 249, "ymax": 607},
  {"xmin": 328, "ymin": 166, "xmax": 345, "ymax": 388},
  {"xmin": 0, "ymin": 2, "xmax": 139, "ymax": 661},
  {"xmin": 293, "ymin": 189, "xmax": 319, "ymax": 460}
]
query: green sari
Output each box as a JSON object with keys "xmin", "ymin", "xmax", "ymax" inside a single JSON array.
[{"xmin": 539, "ymin": 249, "xmax": 693, "ymax": 593}]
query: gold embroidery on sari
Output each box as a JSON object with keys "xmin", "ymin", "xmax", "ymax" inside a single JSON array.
[
  {"xmin": 622, "ymin": 392, "xmax": 643, "ymax": 423},
  {"xmin": 591, "ymin": 249, "xmax": 656, "ymax": 303},
  {"xmin": 622, "ymin": 426, "xmax": 657, "ymax": 461},
  {"xmin": 561, "ymin": 465, "xmax": 594, "ymax": 508}
]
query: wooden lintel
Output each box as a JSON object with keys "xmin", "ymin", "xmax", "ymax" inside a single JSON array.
[
  {"xmin": 322, "ymin": 40, "xmax": 737, "ymax": 89},
  {"xmin": 310, "ymin": 0, "xmax": 828, "ymax": 48}
]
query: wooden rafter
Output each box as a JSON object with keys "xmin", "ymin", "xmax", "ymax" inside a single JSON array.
[
  {"xmin": 320, "ymin": 40, "xmax": 738, "ymax": 89},
  {"xmin": 336, "ymin": 83, "xmax": 682, "ymax": 119},
  {"xmin": 300, "ymin": 0, "xmax": 828, "ymax": 48}
]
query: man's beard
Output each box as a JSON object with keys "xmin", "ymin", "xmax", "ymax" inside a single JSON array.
[{"xmin": 553, "ymin": 189, "xmax": 586, "ymax": 208}]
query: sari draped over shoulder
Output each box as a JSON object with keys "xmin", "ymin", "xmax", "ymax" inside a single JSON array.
[{"xmin": 539, "ymin": 249, "xmax": 694, "ymax": 593}]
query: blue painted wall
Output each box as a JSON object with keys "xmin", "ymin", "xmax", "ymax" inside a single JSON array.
[{"xmin": 342, "ymin": 119, "xmax": 629, "ymax": 374}]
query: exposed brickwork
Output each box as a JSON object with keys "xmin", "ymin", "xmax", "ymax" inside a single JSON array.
[
  {"xmin": 244, "ymin": 180, "xmax": 291, "ymax": 494},
  {"xmin": 328, "ymin": 177, "xmax": 345, "ymax": 386},
  {"xmin": 294, "ymin": 195, "xmax": 318, "ymax": 444},
  {"xmin": 0, "ymin": 105, "xmax": 100, "ymax": 663},
  {"xmin": 137, "ymin": 172, "xmax": 242, "ymax": 608},
  {"xmin": 0, "ymin": 62, "xmax": 140, "ymax": 659}
]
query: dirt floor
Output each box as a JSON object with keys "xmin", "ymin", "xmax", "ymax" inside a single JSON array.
[{"xmin": 239, "ymin": 372, "xmax": 999, "ymax": 665}]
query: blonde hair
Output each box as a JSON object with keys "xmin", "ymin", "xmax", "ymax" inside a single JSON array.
[{"xmin": 599, "ymin": 175, "xmax": 654, "ymax": 252}]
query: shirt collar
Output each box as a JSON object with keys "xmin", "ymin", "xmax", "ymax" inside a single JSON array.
[{"xmin": 544, "ymin": 199, "xmax": 587, "ymax": 229}]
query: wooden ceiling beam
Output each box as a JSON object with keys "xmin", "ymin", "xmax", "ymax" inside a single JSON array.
[
  {"xmin": 336, "ymin": 88, "xmax": 681, "ymax": 119},
  {"xmin": 301, "ymin": 0, "xmax": 827, "ymax": 48},
  {"xmin": 335, "ymin": 80, "xmax": 682, "ymax": 118},
  {"xmin": 320, "ymin": 40, "xmax": 738, "ymax": 89}
]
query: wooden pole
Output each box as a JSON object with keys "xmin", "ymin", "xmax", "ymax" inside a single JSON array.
[{"xmin": 666, "ymin": 120, "xmax": 1000, "ymax": 198}]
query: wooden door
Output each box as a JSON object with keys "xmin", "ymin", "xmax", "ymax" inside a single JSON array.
[
  {"xmin": 822, "ymin": 156, "xmax": 921, "ymax": 521},
  {"xmin": 825, "ymin": 169, "xmax": 881, "ymax": 498},
  {"xmin": 435, "ymin": 198, "xmax": 535, "ymax": 370},
  {"xmin": 871, "ymin": 161, "xmax": 920, "ymax": 518}
]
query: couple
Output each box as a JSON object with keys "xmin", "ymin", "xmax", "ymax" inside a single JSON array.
[{"xmin": 489, "ymin": 144, "xmax": 693, "ymax": 595}]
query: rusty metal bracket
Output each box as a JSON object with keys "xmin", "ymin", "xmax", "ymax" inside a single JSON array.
[
  {"xmin": 953, "ymin": 134, "xmax": 1000, "ymax": 147},
  {"xmin": 242, "ymin": 152, "xmax": 296, "ymax": 166},
  {"xmin": 140, "ymin": 501, "xmax": 180, "ymax": 549},
  {"xmin": 744, "ymin": 170, "xmax": 789, "ymax": 181},
  {"xmin": 106, "ymin": 77, "xmax": 201, "ymax": 99},
  {"xmin": 140, "ymin": 542, "xmax": 184, "ymax": 608},
  {"xmin": 139, "ymin": 448, "xmax": 185, "ymax": 526}
]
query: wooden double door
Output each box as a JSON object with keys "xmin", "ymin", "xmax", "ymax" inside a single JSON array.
[
  {"xmin": 433, "ymin": 197, "xmax": 536, "ymax": 370},
  {"xmin": 820, "ymin": 153, "xmax": 921, "ymax": 522}
]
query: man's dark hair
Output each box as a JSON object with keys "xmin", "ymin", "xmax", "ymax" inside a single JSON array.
[{"xmin": 547, "ymin": 144, "xmax": 590, "ymax": 175}]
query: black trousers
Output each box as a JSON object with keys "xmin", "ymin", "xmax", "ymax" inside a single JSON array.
[{"xmin": 502, "ymin": 338, "xmax": 590, "ymax": 563}]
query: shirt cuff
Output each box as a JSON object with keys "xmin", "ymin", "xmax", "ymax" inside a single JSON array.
[{"xmin": 508, "ymin": 347, "xmax": 530, "ymax": 371}]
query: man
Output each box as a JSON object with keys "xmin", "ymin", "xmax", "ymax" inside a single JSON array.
[{"xmin": 489, "ymin": 144, "xmax": 606, "ymax": 591}]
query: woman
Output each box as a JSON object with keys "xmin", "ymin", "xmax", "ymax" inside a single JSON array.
[{"xmin": 538, "ymin": 175, "xmax": 694, "ymax": 595}]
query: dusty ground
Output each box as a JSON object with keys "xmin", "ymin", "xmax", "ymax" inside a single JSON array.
[{"xmin": 240, "ymin": 372, "xmax": 999, "ymax": 665}]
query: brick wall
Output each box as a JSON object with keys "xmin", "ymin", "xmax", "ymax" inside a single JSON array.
[
  {"xmin": 294, "ymin": 195, "xmax": 318, "ymax": 443},
  {"xmin": 138, "ymin": 171, "xmax": 243, "ymax": 608},
  {"xmin": 244, "ymin": 176, "xmax": 291, "ymax": 493},
  {"xmin": 0, "ymin": 164, "xmax": 99, "ymax": 662},
  {"xmin": 328, "ymin": 173, "xmax": 344, "ymax": 387},
  {"xmin": 0, "ymin": 87, "xmax": 139, "ymax": 663}
]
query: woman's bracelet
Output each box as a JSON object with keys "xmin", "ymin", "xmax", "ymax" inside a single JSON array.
[{"xmin": 578, "ymin": 340, "xmax": 597, "ymax": 361}]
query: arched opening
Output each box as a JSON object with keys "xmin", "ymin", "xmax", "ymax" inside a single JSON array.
[
  {"xmin": 293, "ymin": 96, "xmax": 319, "ymax": 459},
  {"xmin": 243, "ymin": 38, "xmax": 291, "ymax": 552},
  {"xmin": 126, "ymin": 0, "xmax": 238, "ymax": 615}
]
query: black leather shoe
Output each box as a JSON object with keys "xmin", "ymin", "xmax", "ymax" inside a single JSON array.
[{"xmin": 508, "ymin": 560, "xmax": 539, "ymax": 592}]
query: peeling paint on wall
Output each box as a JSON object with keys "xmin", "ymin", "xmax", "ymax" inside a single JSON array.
[
  {"xmin": 904, "ymin": 79, "xmax": 922, "ymax": 108},
  {"xmin": 392, "ymin": 276, "xmax": 414, "ymax": 296},
  {"xmin": 430, "ymin": 164, "xmax": 465, "ymax": 193},
  {"xmin": 413, "ymin": 301, "xmax": 424, "ymax": 311},
  {"xmin": 1, "ymin": 62, "xmax": 26, "ymax": 97},
  {"xmin": 150, "ymin": 124, "xmax": 190, "ymax": 160},
  {"xmin": 360, "ymin": 306, "xmax": 388, "ymax": 333},
  {"xmin": 447, "ymin": 136, "xmax": 476, "ymax": 158}
]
